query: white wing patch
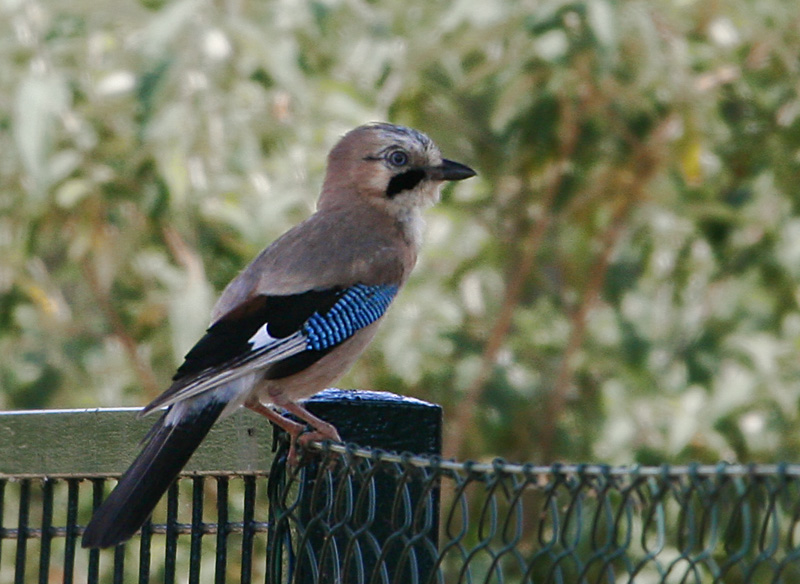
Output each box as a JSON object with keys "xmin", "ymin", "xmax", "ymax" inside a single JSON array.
[
  {"xmin": 140, "ymin": 333, "xmax": 307, "ymax": 415},
  {"xmin": 249, "ymin": 323, "xmax": 277, "ymax": 350}
]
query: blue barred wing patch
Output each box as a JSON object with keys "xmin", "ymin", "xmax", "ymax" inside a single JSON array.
[{"xmin": 303, "ymin": 284, "xmax": 399, "ymax": 351}]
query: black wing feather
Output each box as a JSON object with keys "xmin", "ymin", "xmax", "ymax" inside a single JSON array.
[
  {"xmin": 174, "ymin": 288, "xmax": 343, "ymax": 381},
  {"xmin": 263, "ymin": 347, "xmax": 336, "ymax": 380}
]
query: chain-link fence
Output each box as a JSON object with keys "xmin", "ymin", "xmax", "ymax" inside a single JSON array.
[
  {"xmin": 1, "ymin": 394, "xmax": 799, "ymax": 583},
  {"xmin": 270, "ymin": 441, "xmax": 800, "ymax": 583}
]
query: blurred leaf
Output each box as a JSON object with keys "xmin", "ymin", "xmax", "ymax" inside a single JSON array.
[
  {"xmin": 2, "ymin": 0, "xmax": 800, "ymax": 468},
  {"xmin": 13, "ymin": 72, "xmax": 70, "ymax": 195},
  {"xmin": 586, "ymin": 0, "xmax": 615, "ymax": 50}
]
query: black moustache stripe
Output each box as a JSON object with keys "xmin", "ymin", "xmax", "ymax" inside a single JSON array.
[{"xmin": 386, "ymin": 169, "xmax": 426, "ymax": 197}]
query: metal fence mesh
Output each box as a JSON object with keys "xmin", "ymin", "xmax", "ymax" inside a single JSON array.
[
  {"xmin": 0, "ymin": 473, "xmax": 272, "ymax": 583},
  {"xmin": 1, "ymin": 409, "xmax": 800, "ymax": 582},
  {"xmin": 269, "ymin": 441, "xmax": 800, "ymax": 584}
]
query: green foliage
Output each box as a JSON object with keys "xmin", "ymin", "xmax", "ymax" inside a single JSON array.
[{"xmin": 2, "ymin": 0, "xmax": 799, "ymax": 466}]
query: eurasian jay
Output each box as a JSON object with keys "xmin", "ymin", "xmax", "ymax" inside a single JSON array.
[{"xmin": 81, "ymin": 122, "xmax": 475, "ymax": 548}]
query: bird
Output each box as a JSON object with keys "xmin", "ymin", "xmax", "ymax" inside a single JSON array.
[{"xmin": 81, "ymin": 122, "xmax": 476, "ymax": 549}]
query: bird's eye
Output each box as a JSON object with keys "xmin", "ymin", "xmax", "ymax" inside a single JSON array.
[{"xmin": 387, "ymin": 150, "xmax": 409, "ymax": 167}]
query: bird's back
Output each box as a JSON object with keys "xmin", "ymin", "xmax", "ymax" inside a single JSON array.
[{"xmin": 211, "ymin": 204, "xmax": 417, "ymax": 321}]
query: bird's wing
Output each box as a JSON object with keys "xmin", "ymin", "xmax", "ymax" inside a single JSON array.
[{"xmin": 141, "ymin": 283, "xmax": 399, "ymax": 415}]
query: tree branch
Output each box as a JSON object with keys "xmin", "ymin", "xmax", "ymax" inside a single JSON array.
[
  {"xmin": 538, "ymin": 116, "xmax": 675, "ymax": 461},
  {"xmin": 443, "ymin": 98, "xmax": 581, "ymax": 460},
  {"xmin": 82, "ymin": 259, "xmax": 160, "ymax": 399}
]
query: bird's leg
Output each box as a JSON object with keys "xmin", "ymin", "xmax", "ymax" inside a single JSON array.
[
  {"xmin": 277, "ymin": 399, "xmax": 342, "ymax": 450},
  {"xmin": 245, "ymin": 399, "xmax": 307, "ymax": 464},
  {"xmin": 245, "ymin": 399, "xmax": 341, "ymax": 465}
]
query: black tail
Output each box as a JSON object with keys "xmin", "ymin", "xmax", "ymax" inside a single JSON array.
[{"xmin": 81, "ymin": 400, "xmax": 226, "ymax": 548}]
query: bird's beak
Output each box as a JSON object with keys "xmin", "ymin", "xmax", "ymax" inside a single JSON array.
[{"xmin": 428, "ymin": 159, "xmax": 477, "ymax": 182}]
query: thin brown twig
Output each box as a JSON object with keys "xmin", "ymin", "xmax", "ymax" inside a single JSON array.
[
  {"xmin": 538, "ymin": 116, "xmax": 675, "ymax": 461},
  {"xmin": 162, "ymin": 226, "xmax": 206, "ymax": 283},
  {"xmin": 538, "ymin": 195, "xmax": 634, "ymax": 461},
  {"xmin": 443, "ymin": 98, "xmax": 581, "ymax": 460},
  {"xmin": 82, "ymin": 258, "xmax": 160, "ymax": 398}
]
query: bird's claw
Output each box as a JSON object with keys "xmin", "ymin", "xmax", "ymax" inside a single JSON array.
[{"xmin": 287, "ymin": 426, "xmax": 342, "ymax": 466}]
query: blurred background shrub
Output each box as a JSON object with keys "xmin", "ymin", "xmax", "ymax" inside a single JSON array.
[{"xmin": 2, "ymin": 0, "xmax": 799, "ymax": 465}]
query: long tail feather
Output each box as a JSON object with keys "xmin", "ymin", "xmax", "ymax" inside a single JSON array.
[{"xmin": 81, "ymin": 399, "xmax": 226, "ymax": 548}]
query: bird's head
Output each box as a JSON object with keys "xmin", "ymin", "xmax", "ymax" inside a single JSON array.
[{"xmin": 318, "ymin": 123, "xmax": 476, "ymax": 213}]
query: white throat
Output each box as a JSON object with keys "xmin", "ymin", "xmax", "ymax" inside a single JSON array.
[{"xmin": 396, "ymin": 205, "xmax": 425, "ymax": 250}]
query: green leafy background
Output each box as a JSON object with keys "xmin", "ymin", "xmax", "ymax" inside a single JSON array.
[{"xmin": 2, "ymin": 0, "xmax": 800, "ymax": 466}]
